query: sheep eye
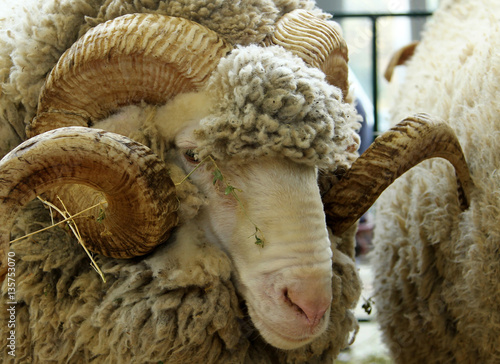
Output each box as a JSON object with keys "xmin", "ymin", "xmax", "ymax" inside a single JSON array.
[{"xmin": 184, "ymin": 149, "xmax": 200, "ymax": 164}]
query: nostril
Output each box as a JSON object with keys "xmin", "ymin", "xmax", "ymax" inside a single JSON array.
[
  {"xmin": 283, "ymin": 286, "xmax": 331, "ymax": 328},
  {"xmin": 283, "ymin": 288, "xmax": 306, "ymax": 315},
  {"xmin": 283, "ymin": 288, "xmax": 291, "ymax": 304}
]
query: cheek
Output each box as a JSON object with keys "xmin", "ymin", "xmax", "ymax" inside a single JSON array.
[
  {"xmin": 213, "ymin": 179, "xmax": 241, "ymax": 207},
  {"xmin": 179, "ymin": 162, "xmax": 251, "ymax": 243},
  {"xmin": 209, "ymin": 191, "xmax": 240, "ymax": 230},
  {"xmin": 202, "ymin": 182, "xmax": 245, "ymax": 243}
]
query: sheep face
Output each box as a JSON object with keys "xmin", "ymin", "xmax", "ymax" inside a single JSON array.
[{"xmin": 174, "ymin": 126, "xmax": 333, "ymax": 349}]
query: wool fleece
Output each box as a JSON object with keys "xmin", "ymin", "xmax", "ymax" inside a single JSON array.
[{"xmin": 372, "ymin": 0, "xmax": 500, "ymax": 362}]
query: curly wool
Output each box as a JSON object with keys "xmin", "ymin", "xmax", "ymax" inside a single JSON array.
[
  {"xmin": 272, "ymin": 0, "xmax": 327, "ymax": 18},
  {"xmin": 81, "ymin": 0, "xmax": 327, "ymax": 45},
  {"xmin": 195, "ymin": 45, "xmax": 360, "ymax": 170},
  {"xmin": 372, "ymin": 0, "xmax": 500, "ymax": 363},
  {"xmin": 81, "ymin": 0, "xmax": 278, "ymax": 45},
  {"xmin": 0, "ymin": 0, "xmax": 102, "ymax": 158}
]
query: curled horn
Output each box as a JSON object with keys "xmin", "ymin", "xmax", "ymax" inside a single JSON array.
[
  {"xmin": 323, "ymin": 113, "xmax": 474, "ymax": 236},
  {"xmin": 263, "ymin": 9, "xmax": 349, "ymax": 98},
  {"xmin": 29, "ymin": 13, "xmax": 232, "ymax": 137},
  {"xmin": 0, "ymin": 127, "xmax": 179, "ymax": 276},
  {"xmin": 1, "ymin": 13, "xmax": 232, "ymax": 270}
]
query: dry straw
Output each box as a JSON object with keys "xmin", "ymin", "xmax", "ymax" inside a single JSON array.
[{"xmin": 9, "ymin": 196, "xmax": 107, "ymax": 282}]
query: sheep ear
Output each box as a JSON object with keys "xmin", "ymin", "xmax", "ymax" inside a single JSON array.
[
  {"xmin": 323, "ymin": 113, "xmax": 474, "ymax": 236},
  {"xmin": 384, "ymin": 41, "xmax": 419, "ymax": 82}
]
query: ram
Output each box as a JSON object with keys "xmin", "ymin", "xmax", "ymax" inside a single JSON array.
[
  {"xmin": 0, "ymin": 0, "xmax": 475, "ymax": 363},
  {"xmin": 372, "ymin": 0, "xmax": 500, "ymax": 363}
]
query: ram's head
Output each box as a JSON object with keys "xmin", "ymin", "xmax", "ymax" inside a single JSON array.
[{"xmin": 0, "ymin": 11, "xmax": 473, "ymax": 350}]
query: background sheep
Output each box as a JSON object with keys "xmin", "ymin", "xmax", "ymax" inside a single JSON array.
[
  {"xmin": 0, "ymin": 1, "xmax": 363, "ymax": 362},
  {"xmin": 372, "ymin": 0, "xmax": 500, "ymax": 362}
]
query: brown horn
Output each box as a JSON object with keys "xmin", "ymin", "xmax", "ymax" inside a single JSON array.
[
  {"xmin": 384, "ymin": 41, "xmax": 419, "ymax": 82},
  {"xmin": 28, "ymin": 13, "xmax": 232, "ymax": 137},
  {"xmin": 0, "ymin": 127, "xmax": 179, "ymax": 277},
  {"xmin": 323, "ymin": 113, "xmax": 474, "ymax": 236},
  {"xmin": 8, "ymin": 14, "xmax": 232, "ymax": 268},
  {"xmin": 263, "ymin": 9, "xmax": 349, "ymax": 98}
]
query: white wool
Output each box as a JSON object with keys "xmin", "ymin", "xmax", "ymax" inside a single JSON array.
[
  {"xmin": 195, "ymin": 45, "xmax": 360, "ymax": 170},
  {"xmin": 147, "ymin": 222, "xmax": 232, "ymax": 285},
  {"xmin": 93, "ymin": 105, "xmax": 145, "ymax": 136},
  {"xmin": 372, "ymin": 0, "xmax": 500, "ymax": 363},
  {"xmin": 155, "ymin": 92, "xmax": 214, "ymax": 143}
]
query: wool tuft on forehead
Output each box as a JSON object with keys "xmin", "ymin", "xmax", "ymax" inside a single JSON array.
[{"xmin": 195, "ymin": 45, "xmax": 361, "ymax": 171}]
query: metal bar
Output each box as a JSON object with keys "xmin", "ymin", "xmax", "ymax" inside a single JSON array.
[
  {"xmin": 330, "ymin": 11, "xmax": 433, "ymax": 18},
  {"xmin": 371, "ymin": 17, "xmax": 378, "ymax": 133}
]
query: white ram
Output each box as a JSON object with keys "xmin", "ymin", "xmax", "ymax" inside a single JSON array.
[
  {"xmin": 372, "ymin": 0, "xmax": 500, "ymax": 362},
  {"xmin": 0, "ymin": 1, "xmax": 361, "ymax": 362}
]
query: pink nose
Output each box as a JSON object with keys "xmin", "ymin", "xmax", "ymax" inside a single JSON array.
[{"xmin": 284, "ymin": 281, "xmax": 332, "ymax": 329}]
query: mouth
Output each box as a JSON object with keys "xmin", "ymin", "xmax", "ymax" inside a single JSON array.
[{"xmin": 247, "ymin": 302, "xmax": 330, "ymax": 350}]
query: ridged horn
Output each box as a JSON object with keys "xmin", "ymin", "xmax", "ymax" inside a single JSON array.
[
  {"xmin": 28, "ymin": 13, "xmax": 232, "ymax": 137},
  {"xmin": 0, "ymin": 127, "xmax": 179, "ymax": 277},
  {"xmin": 9, "ymin": 13, "xmax": 233, "ymax": 268},
  {"xmin": 323, "ymin": 113, "xmax": 474, "ymax": 236},
  {"xmin": 263, "ymin": 9, "xmax": 349, "ymax": 98}
]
